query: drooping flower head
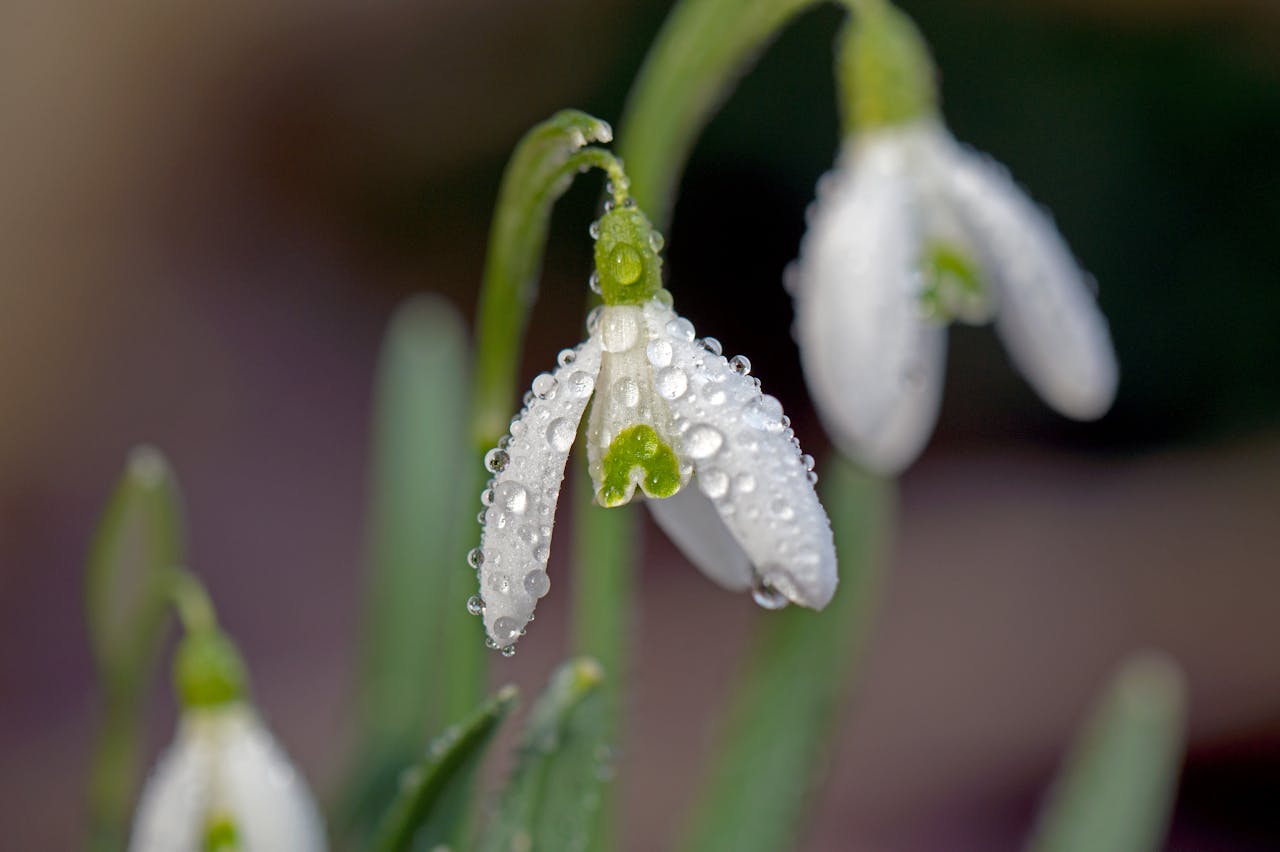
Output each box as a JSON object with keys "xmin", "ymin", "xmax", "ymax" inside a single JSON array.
[
  {"xmin": 471, "ymin": 198, "xmax": 837, "ymax": 652},
  {"xmin": 129, "ymin": 617, "xmax": 326, "ymax": 852},
  {"xmin": 790, "ymin": 0, "xmax": 1118, "ymax": 473}
]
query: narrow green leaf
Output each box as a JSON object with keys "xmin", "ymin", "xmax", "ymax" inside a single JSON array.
[
  {"xmin": 1026, "ymin": 653, "xmax": 1187, "ymax": 852},
  {"xmin": 371, "ymin": 686, "xmax": 520, "ymax": 852},
  {"xmin": 85, "ymin": 446, "xmax": 186, "ymax": 852},
  {"xmin": 617, "ymin": 0, "xmax": 817, "ymax": 227},
  {"xmin": 479, "ymin": 658, "xmax": 611, "ymax": 852},
  {"xmin": 679, "ymin": 457, "xmax": 893, "ymax": 852},
  {"xmin": 571, "ymin": 458, "xmax": 636, "ymax": 852},
  {"xmin": 344, "ymin": 295, "xmax": 476, "ymax": 843}
]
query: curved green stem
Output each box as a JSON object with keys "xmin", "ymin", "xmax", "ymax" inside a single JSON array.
[{"xmin": 472, "ymin": 110, "xmax": 626, "ymax": 447}]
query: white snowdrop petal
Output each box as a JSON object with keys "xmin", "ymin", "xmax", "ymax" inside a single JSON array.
[
  {"xmin": 645, "ymin": 302, "xmax": 837, "ymax": 609},
  {"xmin": 794, "ymin": 130, "xmax": 940, "ymax": 471},
  {"xmin": 646, "ymin": 484, "xmax": 754, "ymax": 593},
  {"xmin": 933, "ymin": 134, "xmax": 1118, "ymax": 419},
  {"xmin": 129, "ymin": 706, "xmax": 326, "ymax": 852},
  {"xmin": 855, "ymin": 324, "xmax": 948, "ymax": 475},
  {"xmin": 478, "ymin": 335, "xmax": 602, "ymax": 647}
]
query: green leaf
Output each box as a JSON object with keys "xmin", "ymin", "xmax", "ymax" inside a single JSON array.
[
  {"xmin": 344, "ymin": 294, "xmax": 478, "ymax": 843},
  {"xmin": 85, "ymin": 446, "xmax": 186, "ymax": 852},
  {"xmin": 571, "ymin": 459, "xmax": 638, "ymax": 852},
  {"xmin": 1026, "ymin": 653, "xmax": 1187, "ymax": 852},
  {"xmin": 473, "ymin": 109, "xmax": 617, "ymax": 446},
  {"xmin": 617, "ymin": 0, "xmax": 817, "ymax": 227},
  {"xmin": 479, "ymin": 658, "xmax": 611, "ymax": 852},
  {"xmin": 371, "ymin": 686, "xmax": 520, "ymax": 852},
  {"xmin": 678, "ymin": 457, "xmax": 893, "ymax": 852}
]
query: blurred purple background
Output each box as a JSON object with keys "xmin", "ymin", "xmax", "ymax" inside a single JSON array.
[{"xmin": 2, "ymin": 0, "xmax": 1278, "ymax": 849}]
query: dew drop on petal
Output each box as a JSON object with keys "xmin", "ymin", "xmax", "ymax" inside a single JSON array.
[
  {"xmin": 700, "ymin": 337, "xmax": 723, "ymax": 356},
  {"xmin": 565, "ymin": 371, "xmax": 595, "ymax": 399},
  {"xmin": 800, "ymin": 454, "xmax": 816, "ymax": 472},
  {"xmin": 557, "ymin": 348, "xmax": 577, "ymax": 367},
  {"xmin": 734, "ymin": 473, "xmax": 757, "ymax": 495},
  {"xmin": 546, "ymin": 417, "xmax": 577, "ymax": 452},
  {"xmin": 467, "ymin": 547, "xmax": 484, "ymax": 569},
  {"xmin": 665, "ymin": 317, "xmax": 695, "ymax": 342},
  {"xmin": 484, "ymin": 448, "xmax": 509, "ymax": 473},
  {"xmin": 493, "ymin": 617, "xmax": 521, "ymax": 644},
  {"xmin": 729, "ymin": 354, "xmax": 752, "ymax": 375},
  {"xmin": 589, "ymin": 271, "xmax": 602, "ymax": 294},
  {"xmin": 655, "ymin": 366, "xmax": 688, "ymax": 400},
  {"xmin": 646, "ymin": 339, "xmax": 673, "ymax": 368},
  {"xmin": 684, "ymin": 424, "xmax": 724, "ymax": 459},
  {"xmin": 466, "ymin": 595, "xmax": 484, "ymax": 616},
  {"xmin": 523, "ymin": 570, "xmax": 551, "ymax": 598},
  {"xmin": 649, "ymin": 231, "xmax": 665, "ymax": 253},
  {"xmin": 588, "ymin": 221, "xmax": 601, "ymax": 240},
  {"xmin": 612, "ymin": 377, "xmax": 641, "ymax": 407},
  {"xmin": 752, "ymin": 582, "xmax": 789, "ymax": 610},
  {"xmin": 531, "ymin": 372, "xmax": 558, "ymax": 400},
  {"xmin": 501, "ymin": 645, "xmax": 517, "ymax": 658},
  {"xmin": 698, "ymin": 467, "xmax": 729, "ymax": 499},
  {"xmin": 586, "ymin": 306, "xmax": 604, "ymax": 334},
  {"xmin": 494, "ymin": 481, "xmax": 529, "ymax": 514}
]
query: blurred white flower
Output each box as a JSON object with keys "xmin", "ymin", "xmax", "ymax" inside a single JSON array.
[
  {"xmin": 129, "ymin": 703, "xmax": 326, "ymax": 852},
  {"xmin": 791, "ymin": 118, "xmax": 1118, "ymax": 474},
  {"xmin": 471, "ymin": 206, "xmax": 837, "ymax": 652}
]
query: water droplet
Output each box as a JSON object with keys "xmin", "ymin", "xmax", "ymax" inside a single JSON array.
[
  {"xmin": 480, "ymin": 487, "xmax": 495, "ymax": 507},
  {"xmin": 600, "ymin": 309, "xmax": 640, "ymax": 352},
  {"xmin": 477, "ymin": 509, "xmax": 488, "ymax": 524},
  {"xmin": 484, "ymin": 636, "xmax": 498, "ymax": 650},
  {"xmin": 655, "ymin": 366, "xmax": 688, "ymax": 399},
  {"xmin": 649, "ymin": 231, "xmax": 665, "ymax": 253},
  {"xmin": 588, "ymin": 271, "xmax": 602, "ymax": 294},
  {"xmin": 646, "ymin": 339, "xmax": 672, "ymax": 368},
  {"xmin": 546, "ymin": 417, "xmax": 576, "ymax": 452},
  {"xmin": 610, "ymin": 244, "xmax": 644, "ymax": 285},
  {"xmin": 467, "ymin": 547, "xmax": 484, "ymax": 569},
  {"xmin": 665, "ymin": 317, "xmax": 695, "ymax": 341},
  {"xmin": 588, "ymin": 221, "xmax": 601, "ymax": 240},
  {"xmin": 586, "ymin": 306, "xmax": 604, "ymax": 334},
  {"xmin": 612, "ymin": 377, "xmax": 640, "ymax": 407},
  {"xmin": 734, "ymin": 473, "xmax": 757, "ymax": 494},
  {"xmin": 494, "ymin": 481, "xmax": 529, "ymax": 514},
  {"xmin": 501, "ymin": 645, "xmax": 517, "ymax": 658},
  {"xmin": 565, "ymin": 370, "xmax": 595, "ymax": 399},
  {"xmin": 800, "ymin": 454, "xmax": 816, "ymax": 472},
  {"xmin": 622, "ymin": 197, "xmax": 636, "ymax": 208},
  {"xmin": 524, "ymin": 570, "xmax": 551, "ymax": 598},
  {"xmin": 684, "ymin": 424, "xmax": 724, "ymax": 459},
  {"xmin": 706, "ymin": 388, "xmax": 726, "ymax": 406},
  {"xmin": 743, "ymin": 395, "xmax": 785, "ymax": 431},
  {"xmin": 466, "ymin": 595, "xmax": 484, "ymax": 616},
  {"xmin": 807, "ymin": 471, "xmax": 819, "ymax": 485},
  {"xmin": 770, "ymin": 498, "xmax": 795, "ymax": 521},
  {"xmin": 729, "ymin": 354, "xmax": 752, "ymax": 375},
  {"xmin": 752, "ymin": 583, "xmax": 789, "ymax": 610},
  {"xmin": 699, "ymin": 468, "xmax": 729, "ymax": 499},
  {"xmin": 484, "ymin": 448, "xmax": 509, "ymax": 473},
  {"xmin": 603, "ymin": 199, "xmax": 615, "ymax": 213},
  {"xmin": 558, "ymin": 348, "xmax": 577, "ymax": 367},
  {"xmin": 493, "ymin": 616, "xmax": 521, "ymax": 644},
  {"xmin": 700, "ymin": 336, "xmax": 723, "ymax": 356},
  {"xmin": 531, "ymin": 373, "xmax": 558, "ymax": 400},
  {"xmin": 654, "ymin": 288, "xmax": 674, "ymax": 308}
]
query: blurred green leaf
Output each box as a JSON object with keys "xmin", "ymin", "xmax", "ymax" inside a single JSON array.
[
  {"xmin": 571, "ymin": 458, "xmax": 637, "ymax": 852},
  {"xmin": 1027, "ymin": 653, "xmax": 1187, "ymax": 852},
  {"xmin": 679, "ymin": 457, "xmax": 892, "ymax": 852},
  {"xmin": 479, "ymin": 658, "xmax": 611, "ymax": 852},
  {"xmin": 85, "ymin": 446, "xmax": 186, "ymax": 852},
  {"xmin": 371, "ymin": 685, "xmax": 520, "ymax": 852},
  {"xmin": 345, "ymin": 294, "xmax": 477, "ymax": 844}
]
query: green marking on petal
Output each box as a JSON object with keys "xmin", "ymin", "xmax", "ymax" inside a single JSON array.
[
  {"xmin": 597, "ymin": 425, "xmax": 682, "ymax": 507},
  {"xmin": 595, "ymin": 207, "xmax": 664, "ymax": 306},
  {"xmin": 919, "ymin": 241, "xmax": 993, "ymax": 325},
  {"xmin": 204, "ymin": 814, "xmax": 240, "ymax": 852}
]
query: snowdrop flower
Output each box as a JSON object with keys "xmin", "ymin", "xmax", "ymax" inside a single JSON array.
[
  {"xmin": 129, "ymin": 629, "xmax": 326, "ymax": 852},
  {"xmin": 470, "ymin": 203, "xmax": 836, "ymax": 651},
  {"xmin": 790, "ymin": 0, "xmax": 1118, "ymax": 474}
]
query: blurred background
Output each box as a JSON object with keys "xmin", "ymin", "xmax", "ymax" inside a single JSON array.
[{"xmin": 2, "ymin": 0, "xmax": 1278, "ymax": 849}]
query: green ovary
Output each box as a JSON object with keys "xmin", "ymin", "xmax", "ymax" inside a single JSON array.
[
  {"xmin": 597, "ymin": 424, "xmax": 682, "ymax": 507},
  {"xmin": 919, "ymin": 242, "xmax": 991, "ymax": 325},
  {"xmin": 204, "ymin": 814, "xmax": 240, "ymax": 851}
]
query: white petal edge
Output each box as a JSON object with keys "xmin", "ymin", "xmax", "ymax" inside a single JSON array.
[
  {"xmin": 645, "ymin": 301, "xmax": 837, "ymax": 609},
  {"xmin": 930, "ymin": 132, "xmax": 1118, "ymax": 419},
  {"xmin": 478, "ymin": 335, "xmax": 602, "ymax": 647},
  {"xmin": 794, "ymin": 128, "xmax": 943, "ymax": 472},
  {"xmin": 129, "ymin": 706, "xmax": 326, "ymax": 852},
  {"xmin": 646, "ymin": 485, "xmax": 754, "ymax": 593}
]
